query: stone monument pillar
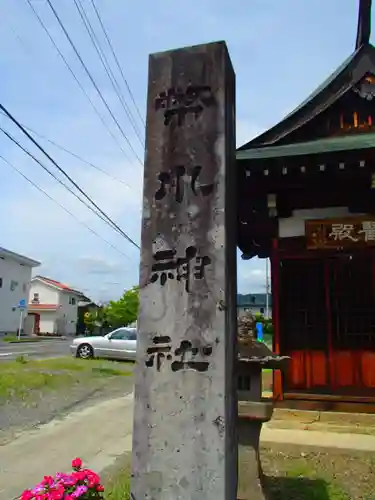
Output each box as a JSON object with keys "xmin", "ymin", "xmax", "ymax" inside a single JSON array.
[{"xmin": 131, "ymin": 41, "xmax": 237, "ymax": 500}]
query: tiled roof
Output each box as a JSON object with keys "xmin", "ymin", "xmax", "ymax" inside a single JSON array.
[
  {"xmin": 236, "ymin": 133, "xmax": 375, "ymax": 161},
  {"xmin": 37, "ymin": 276, "xmax": 74, "ymax": 291},
  {"xmin": 34, "ymin": 276, "xmax": 85, "ymax": 295},
  {"xmin": 33, "ymin": 276, "xmax": 90, "ymax": 300}
]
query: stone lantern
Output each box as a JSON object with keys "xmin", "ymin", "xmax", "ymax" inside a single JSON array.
[{"xmin": 237, "ymin": 313, "xmax": 289, "ymax": 499}]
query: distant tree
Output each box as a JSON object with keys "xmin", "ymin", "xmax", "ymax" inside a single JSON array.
[
  {"xmin": 84, "ymin": 307, "xmax": 108, "ymax": 333},
  {"xmin": 105, "ymin": 287, "xmax": 139, "ymax": 328}
]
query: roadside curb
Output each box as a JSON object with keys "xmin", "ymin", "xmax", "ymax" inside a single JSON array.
[
  {"xmin": 5, "ymin": 341, "xmax": 42, "ymax": 344},
  {"xmin": 4, "ymin": 337, "xmax": 67, "ymax": 343}
]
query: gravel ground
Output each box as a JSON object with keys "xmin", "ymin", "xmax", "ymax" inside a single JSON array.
[
  {"xmin": 102, "ymin": 444, "xmax": 375, "ymax": 500},
  {"xmin": 0, "ymin": 375, "xmax": 134, "ymax": 445},
  {"xmin": 260, "ymin": 443, "xmax": 375, "ymax": 499}
]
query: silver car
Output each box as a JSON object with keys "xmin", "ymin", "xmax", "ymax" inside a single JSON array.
[{"xmin": 70, "ymin": 327, "xmax": 137, "ymax": 361}]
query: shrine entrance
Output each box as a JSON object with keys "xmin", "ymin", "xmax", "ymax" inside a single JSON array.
[{"xmin": 277, "ymin": 247, "xmax": 375, "ymax": 400}]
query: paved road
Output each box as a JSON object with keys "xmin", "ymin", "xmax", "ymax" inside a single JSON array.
[
  {"xmin": 0, "ymin": 338, "xmax": 72, "ymax": 361},
  {"xmin": 0, "ymin": 394, "xmax": 134, "ymax": 500}
]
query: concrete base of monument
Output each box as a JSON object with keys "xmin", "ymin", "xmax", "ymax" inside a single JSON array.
[{"xmin": 237, "ymin": 400, "xmax": 274, "ymax": 500}]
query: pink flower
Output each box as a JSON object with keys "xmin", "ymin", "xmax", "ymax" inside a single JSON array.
[
  {"xmin": 54, "ymin": 472, "xmax": 71, "ymax": 487},
  {"xmin": 23, "ymin": 459, "xmax": 104, "ymax": 500},
  {"xmin": 83, "ymin": 469, "xmax": 100, "ymax": 487},
  {"xmin": 47, "ymin": 483, "xmax": 65, "ymax": 499},
  {"xmin": 71, "ymin": 458, "xmax": 82, "ymax": 470},
  {"xmin": 21, "ymin": 491, "xmax": 34, "ymax": 500},
  {"xmin": 48, "ymin": 489, "xmax": 64, "ymax": 500},
  {"xmin": 72, "ymin": 470, "xmax": 86, "ymax": 482},
  {"xmin": 33, "ymin": 494, "xmax": 47, "ymax": 500},
  {"xmin": 71, "ymin": 484, "xmax": 88, "ymax": 498},
  {"xmin": 42, "ymin": 476, "xmax": 54, "ymax": 487}
]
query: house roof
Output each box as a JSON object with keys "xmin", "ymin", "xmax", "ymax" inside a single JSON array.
[
  {"xmin": 32, "ymin": 276, "xmax": 85, "ymax": 296},
  {"xmin": 78, "ymin": 300, "xmax": 98, "ymax": 308},
  {"xmin": 0, "ymin": 247, "xmax": 40, "ymax": 268},
  {"xmin": 237, "ymin": 132, "xmax": 375, "ymax": 161},
  {"xmin": 237, "ymin": 0, "xmax": 375, "ymax": 151}
]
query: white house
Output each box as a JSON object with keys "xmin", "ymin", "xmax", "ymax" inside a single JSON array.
[
  {"xmin": 0, "ymin": 247, "xmax": 40, "ymax": 334},
  {"xmin": 26, "ymin": 276, "xmax": 87, "ymax": 336}
]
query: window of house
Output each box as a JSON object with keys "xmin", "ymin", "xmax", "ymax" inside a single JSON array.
[
  {"xmin": 0, "ymin": 278, "xmax": 3, "ymax": 288},
  {"xmin": 32, "ymin": 292, "xmax": 39, "ymax": 303},
  {"xmin": 260, "ymin": 307, "xmax": 264, "ymax": 314},
  {"xmin": 69, "ymin": 297, "xmax": 76, "ymax": 305},
  {"xmin": 10, "ymin": 280, "xmax": 18, "ymax": 291}
]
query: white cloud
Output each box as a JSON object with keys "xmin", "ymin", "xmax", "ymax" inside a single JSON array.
[
  {"xmin": 76, "ymin": 256, "xmax": 124, "ymax": 275},
  {"xmin": 237, "ymin": 256, "xmax": 269, "ymax": 294},
  {"xmin": 0, "ymin": 136, "xmax": 142, "ymax": 302},
  {"xmin": 250, "ymin": 269, "xmax": 265, "ymax": 277}
]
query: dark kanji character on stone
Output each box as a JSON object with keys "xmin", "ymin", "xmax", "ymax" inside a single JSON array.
[
  {"xmin": 190, "ymin": 166, "xmax": 214, "ymax": 197},
  {"xmin": 176, "ymin": 246, "xmax": 197, "ymax": 292},
  {"xmin": 155, "ymin": 166, "xmax": 185, "ymax": 203},
  {"xmin": 171, "ymin": 340, "xmax": 213, "ymax": 372},
  {"xmin": 145, "ymin": 335, "xmax": 173, "ymax": 371},
  {"xmin": 154, "ymin": 85, "xmax": 215, "ymax": 126},
  {"xmin": 150, "ymin": 250, "xmax": 177, "ymax": 286}
]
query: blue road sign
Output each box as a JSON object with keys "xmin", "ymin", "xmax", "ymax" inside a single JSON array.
[
  {"xmin": 255, "ymin": 322, "xmax": 264, "ymax": 342},
  {"xmin": 18, "ymin": 299, "xmax": 26, "ymax": 309}
]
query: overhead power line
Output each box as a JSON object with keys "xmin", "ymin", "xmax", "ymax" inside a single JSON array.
[
  {"xmin": 73, "ymin": 0, "xmax": 144, "ymax": 147},
  {"xmin": 24, "ymin": 0, "xmax": 132, "ymax": 163},
  {"xmin": 0, "ymin": 154, "xmax": 130, "ymax": 259},
  {"xmin": 29, "ymin": 127, "xmax": 131, "ymax": 187},
  {"xmin": 0, "ymin": 103, "xmax": 140, "ymax": 250},
  {"xmin": 0, "ymin": 126, "xmax": 124, "ymax": 235},
  {"xmin": 0, "ymin": 111, "xmax": 131, "ymax": 188},
  {"xmin": 45, "ymin": 0, "xmax": 143, "ymax": 166},
  {"xmin": 90, "ymin": 0, "xmax": 145, "ymax": 127}
]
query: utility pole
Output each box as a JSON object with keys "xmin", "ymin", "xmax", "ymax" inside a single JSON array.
[{"xmin": 265, "ymin": 258, "xmax": 270, "ymax": 319}]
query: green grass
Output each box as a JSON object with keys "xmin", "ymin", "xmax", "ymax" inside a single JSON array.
[
  {"xmin": 105, "ymin": 472, "xmax": 131, "ymax": 500},
  {"xmin": 2, "ymin": 335, "xmax": 41, "ymax": 343},
  {"xmin": 0, "ymin": 356, "xmax": 132, "ymax": 403},
  {"xmin": 104, "ymin": 455, "xmax": 131, "ymax": 500},
  {"xmin": 103, "ymin": 465, "xmax": 349, "ymax": 500},
  {"xmin": 103, "ymin": 446, "xmax": 370, "ymax": 500},
  {"xmin": 282, "ymin": 464, "xmax": 350, "ymax": 500}
]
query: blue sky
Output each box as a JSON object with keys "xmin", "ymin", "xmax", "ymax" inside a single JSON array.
[{"xmin": 0, "ymin": 0, "xmax": 365, "ymax": 301}]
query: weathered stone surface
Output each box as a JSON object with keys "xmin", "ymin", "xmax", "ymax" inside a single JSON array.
[
  {"xmin": 238, "ymin": 401, "xmax": 274, "ymax": 421},
  {"xmin": 132, "ymin": 42, "xmax": 237, "ymax": 500},
  {"xmin": 237, "ymin": 419, "xmax": 265, "ymax": 500}
]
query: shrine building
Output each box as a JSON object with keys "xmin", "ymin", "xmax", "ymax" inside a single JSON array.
[{"xmin": 236, "ymin": 0, "xmax": 375, "ymax": 412}]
